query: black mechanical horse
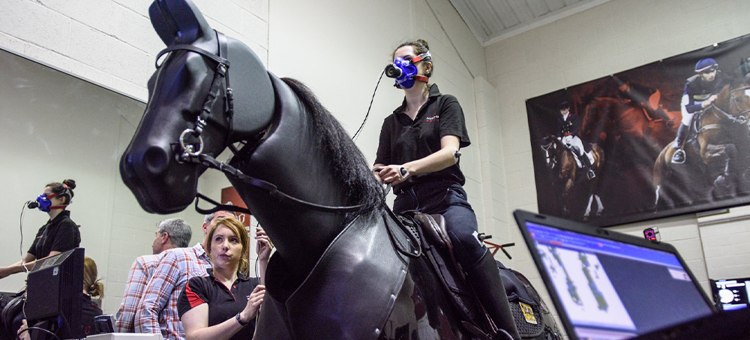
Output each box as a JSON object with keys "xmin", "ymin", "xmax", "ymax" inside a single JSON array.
[{"xmin": 120, "ymin": 1, "xmax": 553, "ymax": 339}]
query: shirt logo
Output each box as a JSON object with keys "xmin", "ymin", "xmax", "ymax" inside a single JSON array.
[{"xmin": 425, "ymin": 114, "xmax": 439, "ymax": 122}]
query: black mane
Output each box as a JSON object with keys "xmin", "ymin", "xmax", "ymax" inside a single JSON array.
[{"xmin": 281, "ymin": 78, "xmax": 385, "ymax": 213}]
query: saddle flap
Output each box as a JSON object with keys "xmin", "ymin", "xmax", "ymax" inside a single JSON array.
[
  {"xmin": 261, "ymin": 213, "xmax": 410, "ymax": 340},
  {"xmin": 412, "ymin": 213, "xmax": 452, "ymax": 251}
]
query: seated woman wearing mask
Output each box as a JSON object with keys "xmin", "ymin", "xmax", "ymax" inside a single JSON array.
[
  {"xmin": 375, "ymin": 39, "xmax": 520, "ymax": 339},
  {"xmin": 0, "ymin": 179, "xmax": 81, "ymax": 279},
  {"xmin": 178, "ymin": 218, "xmax": 270, "ymax": 340}
]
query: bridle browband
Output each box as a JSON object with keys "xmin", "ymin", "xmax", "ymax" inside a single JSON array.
[{"xmin": 157, "ymin": 31, "xmax": 365, "ymax": 214}]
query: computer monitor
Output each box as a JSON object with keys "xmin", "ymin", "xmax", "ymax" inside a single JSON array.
[
  {"xmin": 711, "ymin": 277, "xmax": 750, "ymax": 311},
  {"xmin": 514, "ymin": 210, "xmax": 715, "ymax": 339},
  {"xmin": 25, "ymin": 248, "xmax": 85, "ymax": 340}
]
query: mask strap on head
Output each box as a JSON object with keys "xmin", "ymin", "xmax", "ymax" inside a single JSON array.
[
  {"xmin": 44, "ymin": 194, "xmax": 67, "ymax": 210},
  {"xmin": 412, "ymin": 51, "xmax": 431, "ymax": 84},
  {"xmin": 411, "ymin": 51, "xmax": 432, "ymax": 64}
]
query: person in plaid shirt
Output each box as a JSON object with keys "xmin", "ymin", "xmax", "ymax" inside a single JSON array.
[
  {"xmin": 135, "ymin": 211, "xmax": 235, "ymax": 340},
  {"xmin": 115, "ymin": 218, "xmax": 193, "ymax": 332}
]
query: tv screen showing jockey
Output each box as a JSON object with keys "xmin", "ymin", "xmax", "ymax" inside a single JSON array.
[{"xmin": 526, "ymin": 32, "xmax": 750, "ymax": 227}]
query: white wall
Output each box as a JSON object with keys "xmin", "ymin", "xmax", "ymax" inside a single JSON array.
[
  {"xmin": 485, "ymin": 0, "xmax": 750, "ymax": 331},
  {"xmin": 0, "ymin": 0, "xmax": 269, "ymax": 314},
  {"xmin": 0, "ymin": 0, "xmax": 491, "ymax": 316}
]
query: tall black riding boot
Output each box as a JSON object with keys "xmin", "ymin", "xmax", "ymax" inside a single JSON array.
[
  {"xmin": 672, "ymin": 123, "xmax": 688, "ymax": 164},
  {"xmin": 467, "ymin": 250, "xmax": 522, "ymax": 340}
]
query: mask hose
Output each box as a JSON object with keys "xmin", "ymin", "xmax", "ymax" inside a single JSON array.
[{"xmin": 352, "ymin": 68, "xmax": 386, "ymax": 141}]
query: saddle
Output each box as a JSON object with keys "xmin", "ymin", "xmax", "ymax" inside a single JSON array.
[{"xmin": 406, "ymin": 213, "xmax": 559, "ymax": 340}]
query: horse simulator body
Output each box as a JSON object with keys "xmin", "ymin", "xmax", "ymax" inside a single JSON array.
[{"xmin": 119, "ymin": 0, "xmax": 559, "ymax": 339}]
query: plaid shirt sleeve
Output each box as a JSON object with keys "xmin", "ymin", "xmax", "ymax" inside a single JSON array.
[
  {"xmin": 135, "ymin": 251, "xmax": 181, "ymax": 334},
  {"xmin": 116, "ymin": 256, "xmax": 158, "ymax": 332}
]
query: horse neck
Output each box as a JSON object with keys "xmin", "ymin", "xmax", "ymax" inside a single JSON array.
[{"xmin": 229, "ymin": 75, "xmax": 355, "ymax": 280}]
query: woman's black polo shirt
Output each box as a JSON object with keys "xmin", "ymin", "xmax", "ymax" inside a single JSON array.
[
  {"xmin": 375, "ymin": 84, "xmax": 470, "ymax": 193},
  {"xmin": 28, "ymin": 210, "xmax": 81, "ymax": 259},
  {"xmin": 177, "ymin": 269, "xmax": 260, "ymax": 340}
]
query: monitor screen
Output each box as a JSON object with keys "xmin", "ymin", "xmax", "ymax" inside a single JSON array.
[
  {"xmin": 526, "ymin": 222, "xmax": 714, "ymax": 339},
  {"xmin": 711, "ymin": 277, "xmax": 750, "ymax": 311}
]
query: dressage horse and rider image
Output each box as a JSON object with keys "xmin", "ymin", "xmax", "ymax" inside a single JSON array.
[
  {"xmin": 530, "ymin": 51, "xmax": 750, "ymax": 226},
  {"xmin": 538, "ymin": 101, "xmax": 605, "ymax": 222},
  {"xmin": 119, "ymin": 0, "xmax": 560, "ymax": 339}
]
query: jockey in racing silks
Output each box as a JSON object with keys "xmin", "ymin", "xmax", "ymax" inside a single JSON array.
[
  {"xmin": 557, "ymin": 101, "xmax": 596, "ymax": 180},
  {"xmin": 671, "ymin": 57, "xmax": 730, "ymax": 164}
]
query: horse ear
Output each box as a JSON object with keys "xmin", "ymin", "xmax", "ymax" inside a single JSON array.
[{"xmin": 149, "ymin": 0, "xmax": 214, "ymax": 46}]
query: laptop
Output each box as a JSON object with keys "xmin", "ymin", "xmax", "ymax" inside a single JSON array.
[{"xmin": 513, "ymin": 210, "xmax": 716, "ymax": 340}]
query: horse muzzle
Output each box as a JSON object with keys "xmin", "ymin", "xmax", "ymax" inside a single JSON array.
[{"xmin": 120, "ymin": 143, "xmax": 199, "ymax": 214}]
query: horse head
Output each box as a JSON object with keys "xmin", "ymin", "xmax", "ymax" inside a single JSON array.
[
  {"xmin": 541, "ymin": 135, "xmax": 558, "ymax": 169},
  {"xmin": 120, "ymin": 0, "xmax": 274, "ymax": 213},
  {"xmin": 729, "ymin": 84, "xmax": 750, "ymax": 124}
]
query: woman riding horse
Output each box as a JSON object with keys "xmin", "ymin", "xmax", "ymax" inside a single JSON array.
[{"xmin": 374, "ymin": 39, "xmax": 520, "ymax": 340}]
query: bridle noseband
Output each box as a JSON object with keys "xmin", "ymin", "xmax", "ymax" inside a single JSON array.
[{"xmin": 156, "ymin": 31, "xmax": 365, "ymax": 214}]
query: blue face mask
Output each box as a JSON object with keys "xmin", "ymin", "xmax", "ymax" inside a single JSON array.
[
  {"xmin": 35, "ymin": 194, "xmax": 53, "ymax": 212},
  {"xmin": 384, "ymin": 52, "xmax": 431, "ymax": 89},
  {"xmin": 390, "ymin": 57, "xmax": 420, "ymax": 89}
]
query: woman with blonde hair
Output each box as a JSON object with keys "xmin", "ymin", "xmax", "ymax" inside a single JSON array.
[{"xmin": 178, "ymin": 217, "xmax": 271, "ymax": 340}]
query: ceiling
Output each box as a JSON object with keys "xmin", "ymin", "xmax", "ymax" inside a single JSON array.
[{"xmin": 449, "ymin": 0, "xmax": 612, "ymax": 46}]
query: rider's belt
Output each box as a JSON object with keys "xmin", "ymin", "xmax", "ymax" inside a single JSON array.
[
  {"xmin": 393, "ymin": 180, "xmax": 455, "ymax": 196},
  {"xmin": 563, "ymin": 133, "xmax": 572, "ymax": 136}
]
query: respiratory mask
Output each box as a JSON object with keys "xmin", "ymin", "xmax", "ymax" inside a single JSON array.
[
  {"xmin": 385, "ymin": 51, "xmax": 431, "ymax": 89},
  {"xmin": 27, "ymin": 191, "xmax": 69, "ymax": 212}
]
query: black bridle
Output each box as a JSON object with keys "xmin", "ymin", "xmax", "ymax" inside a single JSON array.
[{"xmin": 156, "ymin": 31, "xmax": 364, "ymax": 214}]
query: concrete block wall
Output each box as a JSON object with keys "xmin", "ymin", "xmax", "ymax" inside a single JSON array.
[
  {"xmin": 475, "ymin": 76, "xmax": 513, "ymax": 250},
  {"xmin": 0, "ymin": 0, "xmax": 269, "ymax": 102},
  {"xmin": 485, "ymin": 0, "xmax": 750, "ymax": 332},
  {"xmin": 700, "ymin": 217, "xmax": 750, "ymax": 280}
]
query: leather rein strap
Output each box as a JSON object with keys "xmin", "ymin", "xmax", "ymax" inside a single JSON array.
[
  {"xmin": 159, "ymin": 32, "xmax": 365, "ymax": 214},
  {"xmin": 186, "ymin": 153, "xmax": 365, "ymax": 213}
]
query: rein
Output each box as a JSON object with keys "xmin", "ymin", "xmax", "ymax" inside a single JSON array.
[
  {"xmin": 182, "ymin": 153, "xmax": 365, "ymax": 213},
  {"xmin": 160, "ymin": 31, "xmax": 365, "ymax": 214}
]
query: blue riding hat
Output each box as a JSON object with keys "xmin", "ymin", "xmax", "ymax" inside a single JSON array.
[{"xmin": 695, "ymin": 58, "xmax": 718, "ymax": 73}]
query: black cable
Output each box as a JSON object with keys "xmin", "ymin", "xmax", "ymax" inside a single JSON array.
[
  {"xmin": 352, "ymin": 69, "xmax": 385, "ymax": 141},
  {"xmin": 19, "ymin": 202, "xmax": 30, "ymax": 276},
  {"xmin": 20, "ymin": 202, "xmax": 26, "ymax": 260},
  {"xmin": 17, "ymin": 326, "xmax": 61, "ymax": 340}
]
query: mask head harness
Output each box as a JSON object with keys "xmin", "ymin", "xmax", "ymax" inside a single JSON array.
[
  {"xmin": 35, "ymin": 184, "xmax": 71, "ymax": 212},
  {"xmin": 384, "ymin": 51, "xmax": 432, "ymax": 89}
]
